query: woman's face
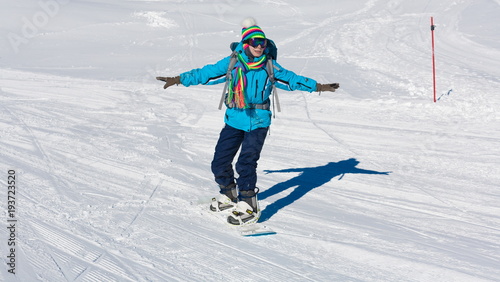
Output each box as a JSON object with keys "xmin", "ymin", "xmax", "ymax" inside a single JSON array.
[{"xmin": 249, "ymin": 44, "xmax": 265, "ymax": 57}]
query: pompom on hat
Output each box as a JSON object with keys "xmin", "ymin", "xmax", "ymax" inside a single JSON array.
[{"xmin": 241, "ymin": 17, "xmax": 266, "ymax": 42}]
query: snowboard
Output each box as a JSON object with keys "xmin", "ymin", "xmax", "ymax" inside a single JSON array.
[
  {"xmin": 199, "ymin": 199, "xmax": 276, "ymax": 237},
  {"xmin": 238, "ymin": 223, "xmax": 276, "ymax": 237}
]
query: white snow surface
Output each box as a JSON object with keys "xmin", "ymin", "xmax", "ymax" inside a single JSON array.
[{"xmin": 1, "ymin": 0, "xmax": 500, "ymax": 281}]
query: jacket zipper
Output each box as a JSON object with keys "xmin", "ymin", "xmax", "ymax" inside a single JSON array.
[
  {"xmin": 298, "ymin": 82, "xmax": 312, "ymax": 90},
  {"xmin": 255, "ymin": 80, "xmax": 259, "ymax": 98}
]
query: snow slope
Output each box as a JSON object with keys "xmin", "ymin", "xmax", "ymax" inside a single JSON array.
[{"xmin": 1, "ymin": 0, "xmax": 499, "ymax": 281}]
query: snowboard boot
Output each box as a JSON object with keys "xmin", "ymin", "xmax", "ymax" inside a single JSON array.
[
  {"xmin": 227, "ymin": 188, "xmax": 260, "ymax": 225},
  {"xmin": 210, "ymin": 182, "xmax": 238, "ymax": 212}
]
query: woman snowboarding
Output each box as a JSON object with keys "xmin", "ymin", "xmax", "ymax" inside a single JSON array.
[{"xmin": 156, "ymin": 17, "xmax": 339, "ymax": 225}]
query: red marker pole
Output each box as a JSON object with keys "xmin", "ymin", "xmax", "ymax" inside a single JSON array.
[{"xmin": 431, "ymin": 17, "xmax": 437, "ymax": 102}]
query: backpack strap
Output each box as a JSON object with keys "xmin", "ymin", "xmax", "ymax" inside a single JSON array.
[
  {"xmin": 218, "ymin": 51, "xmax": 238, "ymax": 110},
  {"xmin": 266, "ymin": 59, "xmax": 281, "ymax": 116}
]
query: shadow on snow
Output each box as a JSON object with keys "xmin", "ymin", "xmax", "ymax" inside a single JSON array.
[{"xmin": 259, "ymin": 158, "xmax": 391, "ymax": 222}]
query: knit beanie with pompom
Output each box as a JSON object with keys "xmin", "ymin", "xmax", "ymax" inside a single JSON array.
[{"xmin": 241, "ymin": 17, "xmax": 266, "ymax": 42}]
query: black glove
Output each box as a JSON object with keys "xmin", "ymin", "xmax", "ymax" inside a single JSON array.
[
  {"xmin": 316, "ymin": 83, "xmax": 340, "ymax": 92},
  {"xmin": 156, "ymin": 76, "xmax": 181, "ymax": 89}
]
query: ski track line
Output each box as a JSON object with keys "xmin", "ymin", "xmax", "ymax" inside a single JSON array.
[
  {"xmin": 295, "ymin": 30, "xmax": 366, "ymax": 160},
  {"xmin": 54, "ymin": 147, "xmax": 144, "ymax": 182},
  {"xmin": 14, "ymin": 188, "xmax": 123, "ymax": 281},
  {"xmin": 29, "ymin": 220, "xmax": 141, "ymax": 282},
  {"xmin": 121, "ymin": 176, "xmax": 164, "ymax": 235},
  {"xmin": 147, "ymin": 213, "xmax": 317, "ymax": 282},
  {"xmin": 1, "ymin": 103, "xmax": 79, "ymax": 204},
  {"xmin": 382, "ymin": 223, "xmax": 500, "ymax": 271},
  {"xmin": 402, "ymin": 175, "xmax": 500, "ymax": 232},
  {"xmin": 293, "ymin": 57, "xmax": 346, "ymax": 155},
  {"xmin": 301, "ymin": 91, "xmax": 362, "ymax": 157}
]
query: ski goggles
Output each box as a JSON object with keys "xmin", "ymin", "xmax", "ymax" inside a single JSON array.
[{"xmin": 246, "ymin": 38, "xmax": 267, "ymax": 48}]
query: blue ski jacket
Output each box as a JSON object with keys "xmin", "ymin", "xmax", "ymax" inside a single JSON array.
[{"xmin": 179, "ymin": 42, "xmax": 317, "ymax": 132}]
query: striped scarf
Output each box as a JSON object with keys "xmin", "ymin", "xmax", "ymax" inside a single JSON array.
[{"xmin": 226, "ymin": 45, "xmax": 267, "ymax": 109}]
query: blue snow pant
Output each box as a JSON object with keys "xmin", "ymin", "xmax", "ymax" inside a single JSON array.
[{"xmin": 211, "ymin": 124, "xmax": 269, "ymax": 192}]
